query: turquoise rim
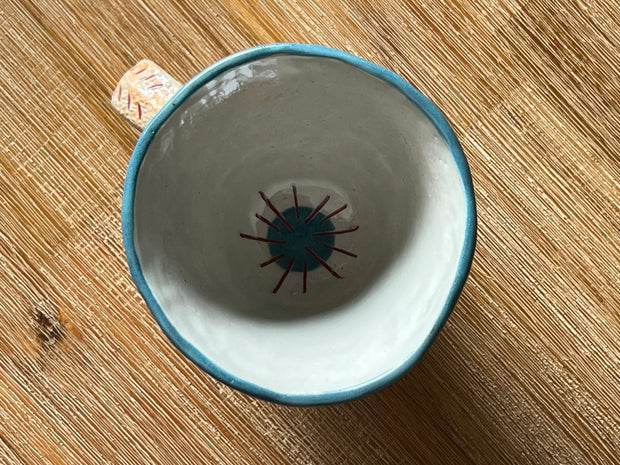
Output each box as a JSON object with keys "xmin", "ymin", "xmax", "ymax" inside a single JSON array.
[{"xmin": 121, "ymin": 43, "xmax": 477, "ymax": 406}]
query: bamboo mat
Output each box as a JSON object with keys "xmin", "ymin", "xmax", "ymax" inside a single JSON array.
[{"xmin": 1, "ymin": 0, "xmax": 619, "ymax": 463}]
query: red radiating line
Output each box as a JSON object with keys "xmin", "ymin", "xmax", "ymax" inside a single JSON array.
[
  {"xmin": 312, "ymin": 226, "xmax": 359, "ymax": 236},
  {"xmin": 305, "ymin": 195, "xmax": 330, "ymax": 223},
  {"xmin": 259, "ymin": 191, "xmax": 294, "ymax": 232},
  {"xmin": 273, "ymin": 258, "xmax": 295, "ymax": 293},
  {"xmin": 126, "ymin": 93, "xmax": 131, "ymax": 110},
  {"xmin": 137, "ymin": 103, "xmax": 142, "ymax": 120},
  {"xmin": 148, "ymin": 83, "xmax": 163, "ymax": 90},
  {"xmin": 117, "ymin": 86, "xmax": 122, "ymax": 102},
  {"xmin": 305, "ymin": 247, "xmax": 343, "ymax": 278},
  {"xmin": 303, "ymin": 264, "xmax": 307, "ymax": 293},
  {"xmin": 239, "ymin": 233, "xmax": 285, "ymax": 244},
  {"xmin": 320, "ymin": 204, "xmax": 348, "ymax": 224},
  {"xmin": 255, "ymin": 213, "xmax": 279, "ymax": 231},
  {"xmin": 323, "ymin": 243, "xmax": 358, "ymax": 257},
  {"xmin": 133, "ymin": 65, "xmax": 148, "ymax": 75},
  {"xmin": 292, "ymin": 185, "xmax": 299, "ymax": 218},
  {"xmin": 140, "ymin": 73, "xmax": 157, "ymax": 81},
  {"xmin": 260, "ymin": 254, "xmax": 284, "ymax": 267}
]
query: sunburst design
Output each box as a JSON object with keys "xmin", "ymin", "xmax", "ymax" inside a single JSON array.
[{"xmin": 240, "ymin": 186, "xmax": 358, "ymax": 293}]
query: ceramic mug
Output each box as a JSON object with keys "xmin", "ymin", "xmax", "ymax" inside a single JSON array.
[{"xmin": 112, "ymin": 43, "xmax": 476, "ymax": 405}]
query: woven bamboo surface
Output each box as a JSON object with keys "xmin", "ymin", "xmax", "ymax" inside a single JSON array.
[{"xmin": 0, "ymin": 0, "xmax": 618, "ymax": 463}]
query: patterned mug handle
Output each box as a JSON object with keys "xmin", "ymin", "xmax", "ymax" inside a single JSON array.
[{"xmin": 110, "ymin": 60, "xmax": 181, "ymax": 130}]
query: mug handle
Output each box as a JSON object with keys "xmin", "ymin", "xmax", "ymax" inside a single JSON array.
[{"xmin": 110, "ymin": 60, "xmax": 182, "ymax": 130}]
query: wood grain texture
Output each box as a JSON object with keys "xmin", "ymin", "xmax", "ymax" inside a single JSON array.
[{"xmin": 0, "ymin": 0, "xmax": 618, "ymax": 463}]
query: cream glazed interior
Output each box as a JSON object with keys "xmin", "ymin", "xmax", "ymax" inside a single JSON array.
[{"xmin": 129, "ymin": 53, "xmax": 470, "ymax": 397}]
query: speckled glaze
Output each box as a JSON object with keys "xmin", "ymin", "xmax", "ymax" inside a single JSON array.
[
  {"xmin": 112, "ymin": 60, "xmax": 182, "ymax": 130},
  {"xmin": 119, "ymin": 43, "xmax": 476, "ymax": 405}
]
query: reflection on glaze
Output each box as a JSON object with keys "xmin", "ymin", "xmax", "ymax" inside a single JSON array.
[{"xmin": 180, "ymin": 58, "xmax": 280, "ymax": 127}]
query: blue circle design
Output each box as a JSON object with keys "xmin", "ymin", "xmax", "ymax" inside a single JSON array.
[{"xmin": 267, "ymin": 206, "xmax": 335, "ymax": 272}]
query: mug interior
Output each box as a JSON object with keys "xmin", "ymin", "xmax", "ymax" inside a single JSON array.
[{"xmin": 130, "ymin": 53, "xmax": 469, "ymax": 398}]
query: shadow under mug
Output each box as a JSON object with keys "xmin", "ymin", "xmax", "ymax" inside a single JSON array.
[{"xmin": 113, "ymin": 43, "xmax": 477, "ymax": 405}]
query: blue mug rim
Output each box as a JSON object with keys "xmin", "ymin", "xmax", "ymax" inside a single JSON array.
[{"xmin": 121, "ymin": 43, "xmax": 477, "ymax": 406}]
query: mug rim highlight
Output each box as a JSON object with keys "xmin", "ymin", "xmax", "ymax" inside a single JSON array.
[{"xmin": 121, "ymin": 42, "xmax": 477, "ymax": 406}]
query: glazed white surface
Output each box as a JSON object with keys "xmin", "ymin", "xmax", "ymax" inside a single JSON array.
[{"xmin": 133, "ymin": 55, "xmax": 466, "ymax": 394}]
